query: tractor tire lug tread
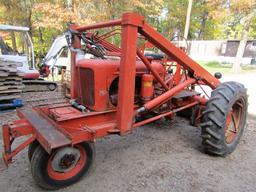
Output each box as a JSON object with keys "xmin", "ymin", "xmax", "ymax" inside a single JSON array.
[
  {"xmin": 200, "ymin": 121, "xmax": 213, "ymax": 127},
  {"xmin": 205, "ymin": 139, "xmax": 223, "ymax": 150},
  {"xmin": 208, "ymin": 115, "xmax": 223, "ymax": 128},
  {"xmin": 223, "ymin": 83, "xmax": 236, "ymax": 93},
  {"xmin": 201, "ymin": 134, "xmax": 211, "ymax": 139},
  {"xmin": 218, "ymin": 90, "xmax": 230, "ymax": 102},
  {"xmin": 202, "ymin": 109, "xmax": 215, "ymax": 115},
  {"xmin": 205, "ymin": 127, "xmax": 221, "ymax": 140},
  {"xmin": 212, "ymin": 102, "xmax": 226, "ymax": 115}
]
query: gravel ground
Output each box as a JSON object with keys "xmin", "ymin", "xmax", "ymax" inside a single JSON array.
[{"xmin": 0, "ymin": 84, "xmax": 256, "ymax": 192}]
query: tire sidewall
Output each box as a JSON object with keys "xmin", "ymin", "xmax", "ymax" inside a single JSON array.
[{"xmin": 31, "ymin": 142, "xmax": 94, "ymax": 189}]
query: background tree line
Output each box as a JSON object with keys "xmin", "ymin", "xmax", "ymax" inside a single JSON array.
[{"xmin": 0, "ymin": 0, "xmax": 255, "ymax": 59}]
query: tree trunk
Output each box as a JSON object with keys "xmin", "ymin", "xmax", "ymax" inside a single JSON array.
[
  {"xmin": 198, "ymin": 11, "xmax": 208, "ymax": 40},
  {"xmin": 67, "ymin": 0, "xmax": 73, "ymax": 11},
  {"xmin": 38, "ymin": 27, "xmax": 44, "ymax": 54},
  {"xmin": 10, "ymin": 32, "xmax": 17, "ymax": 52},
  {"xmin": 232, "ymin": 12, "xmax": 255, "ymax": 73},
  {"xmin": 184, "ymin": 0, "xmax": 193, "ymax": 39}
]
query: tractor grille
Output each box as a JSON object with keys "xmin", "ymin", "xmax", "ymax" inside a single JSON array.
[{"xmin": 79, "ymin": 68, "xmax": 95, "ymax": 106}]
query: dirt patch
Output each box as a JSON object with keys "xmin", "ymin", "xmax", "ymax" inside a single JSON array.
[{"xmin": 0, "ymin": 90, "xmax": 256, "ymax": 192}]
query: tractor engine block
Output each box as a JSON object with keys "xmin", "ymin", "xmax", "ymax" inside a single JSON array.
[{"xmin": 76, "ymin": 59, "xmax": 165, "ymax": 111}]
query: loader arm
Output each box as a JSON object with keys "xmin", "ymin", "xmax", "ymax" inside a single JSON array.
[
  {"xmin": 73, "ymin": 14, "xmax": 220, "ymax": 89},
  {"xmin": 138, "ymin": 23, "xmax": 220, "ymax": 89}
]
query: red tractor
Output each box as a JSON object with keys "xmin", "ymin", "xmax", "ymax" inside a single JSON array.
[{"xmin": 2, "ymin": 13, "xmax": 247, "ymax": 190}]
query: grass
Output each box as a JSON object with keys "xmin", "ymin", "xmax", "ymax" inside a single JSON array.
[{"xmin": 198, "ymin": 61, "xmax": 256, "ymax": 75}]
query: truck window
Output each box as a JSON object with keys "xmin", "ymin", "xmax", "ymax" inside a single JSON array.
[{"xmin": 0, "ymin": 31, "xmax": 27, "ymax": 55}]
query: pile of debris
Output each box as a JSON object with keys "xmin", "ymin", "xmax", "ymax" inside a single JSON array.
[{"xmin": 0, "ymin": 58, "xmax": 24, "ymax": 109}]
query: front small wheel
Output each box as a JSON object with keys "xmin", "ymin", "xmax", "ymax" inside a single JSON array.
[{"xmin": 31, "ymin": 142, "xmax": 94, "ymax": 190}]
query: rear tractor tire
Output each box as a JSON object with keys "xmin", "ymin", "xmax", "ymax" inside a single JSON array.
[
  {"xmin": 201, "ymin": 81, "xmax": 248, "ymax": 156},
  {"xmin": 31, "ymin": 142, "xmax": 95, "ymax": 190}
]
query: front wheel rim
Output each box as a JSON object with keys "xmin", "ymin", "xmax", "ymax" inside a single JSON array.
[{"xmin": 47, "ymin": 145, "xmax": 87, "ymax": 181}]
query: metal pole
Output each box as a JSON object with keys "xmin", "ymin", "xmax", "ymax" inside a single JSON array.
[{"xmin": 184, "ymin": 0, "xmax": 193, "ymax": 39}]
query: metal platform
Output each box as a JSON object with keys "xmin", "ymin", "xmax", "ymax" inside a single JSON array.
[{"xmin": 20, "ymin": 108, "xmax": 71, "ymax": 153}]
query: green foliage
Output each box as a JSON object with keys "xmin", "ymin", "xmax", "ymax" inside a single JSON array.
[
  {"xmin": 160, "ymin": 0, "xmax": 187, "ymax": 37},
  {"xmin": 199, "ymin": 60, "xmax": 232, "ymax": 74},
  {"xmin": 32, "ymin": 28, "xmax": 60, "ymax": 59},
  {"xmin": 204, "ymin": 61, "xmax": 221, "ymax": 67},
  {"xmin": 0, "ymin": 0, "xmax": 32, "ymax": 26},
  {"xmin": 249, "ymin": 16, "xmax": 256, "ymax": 38},
  {"xmin": 199, "ymin": 60, "xmax": 256, "ymax": 74}
]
